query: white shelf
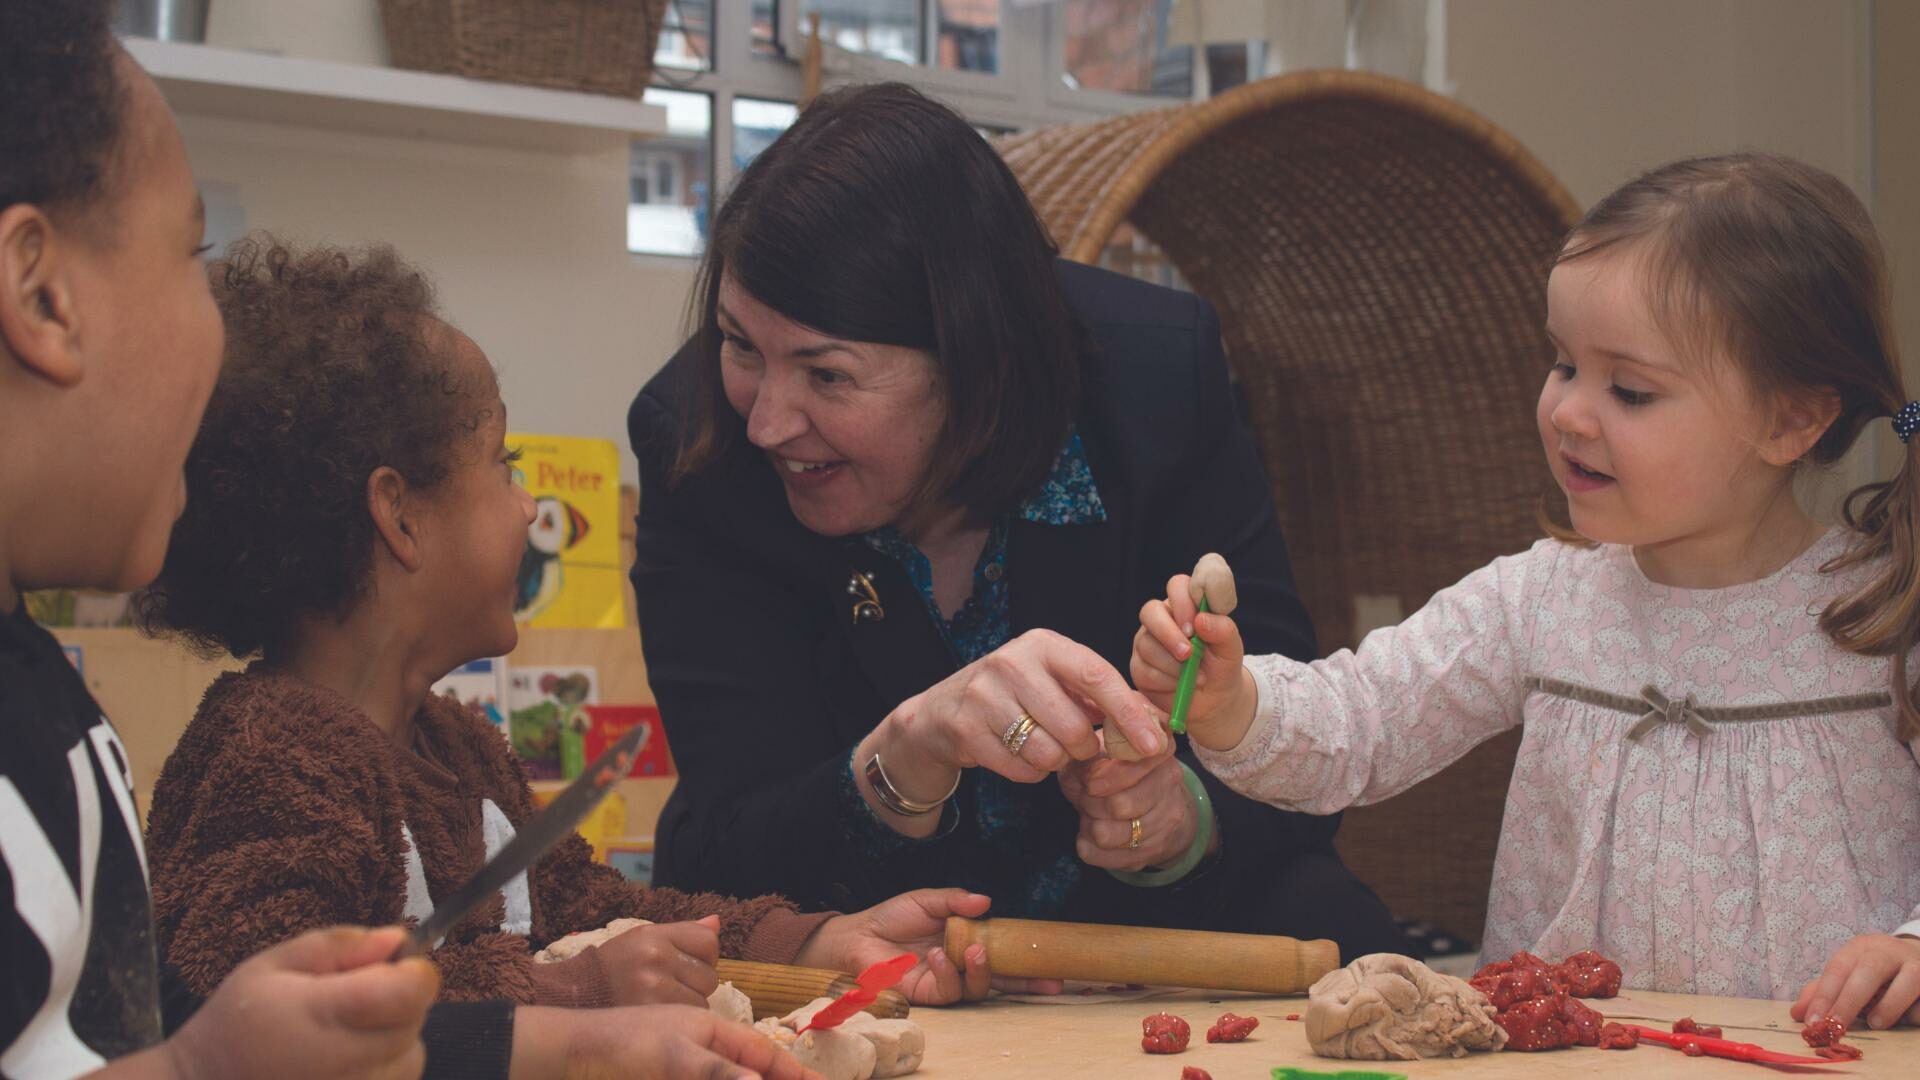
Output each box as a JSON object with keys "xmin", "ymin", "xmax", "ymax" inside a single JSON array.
[{"xmin": 126, "ymin": 38, "xmax": 666, "ymax": 154}]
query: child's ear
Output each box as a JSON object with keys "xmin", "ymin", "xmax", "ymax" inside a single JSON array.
[
  {"xmin": 1760, "ymin": 390, "xmax": 1842, "ymax": 466},
  {"xmin": 368, "ymin": 466, "xmax": 423, "ymax": 572},
  {"xmin": 0, "ymin": 205, "xmax": 85, "ymax": 387}
]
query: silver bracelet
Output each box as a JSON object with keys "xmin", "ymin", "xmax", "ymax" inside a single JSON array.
[{"xmin": 862, "ymin": 752, "xmax": 960, "ymax": 816}]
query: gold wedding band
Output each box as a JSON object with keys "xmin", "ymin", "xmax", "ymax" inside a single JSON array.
[
  {"xmin": 1001, "ymin": 712, "xmax": 1038, "ymax": 755},
  {"xmin": 1128, "ymin": 817, "xmax": 1144, "ymax": 849}
]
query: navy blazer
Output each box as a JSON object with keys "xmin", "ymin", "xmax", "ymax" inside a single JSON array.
[{"xmin": 628, "ymin": 260, "xmax": 1342, "ymax": 922}]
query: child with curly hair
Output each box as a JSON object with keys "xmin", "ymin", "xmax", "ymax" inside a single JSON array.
[
  {"xmin": 1, "ymin": 4, "xmax": 440, "ymax": 1078},
  {"xmin": 138, "ymin": 235, "xmax": 1033, "ymax": 1076}
]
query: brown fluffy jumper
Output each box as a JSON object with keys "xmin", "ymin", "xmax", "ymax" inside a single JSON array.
[{"xmin": 146, "ymin": 668, "xmax": 831, "ymax": 1006}]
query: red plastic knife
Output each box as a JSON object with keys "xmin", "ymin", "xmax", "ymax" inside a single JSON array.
[
  {"xmin": 1625, "ymin": 1025, "xmax": 1852, "ymax": 1066},
  {"xmin": 796, "ymin": 953, "xmax": 918, "ymax": 1034}
]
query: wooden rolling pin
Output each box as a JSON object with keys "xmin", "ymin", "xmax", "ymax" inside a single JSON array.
[
  {"xmin": 715, "ymin": 959, "xmax": 910, "ymax": 1020},
  {"xmin": 944, "ymin": 916, "xmax": 1337, "ymax": 994}
]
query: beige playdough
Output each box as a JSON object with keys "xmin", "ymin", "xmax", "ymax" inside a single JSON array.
[
  {"xmin": 752, "ymin": 997, "xmax": 928, "ymax": 1079},
  {"xmin": 531, "ymin": 917, "xmax": 649, "ymax": 963},
  {"xmin": 710, "ymin": 980, "xmax": 755, "ymax": 1025},
  {"xmin": 1305, "ymin": 953, "xmax": 1507, "ymax": 1060},
  {"xmin": 754, "ymin": 1017, "xmax": 878, "ymax": 1080}
]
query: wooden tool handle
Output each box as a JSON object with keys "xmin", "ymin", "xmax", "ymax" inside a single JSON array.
[
  {"xmin": 944, "ymin": 916, "xmax": 1337, "ymax": 995},
  {"xmin": 714, "ymin": 959, "xmax": 910, "ymax": 1020}
]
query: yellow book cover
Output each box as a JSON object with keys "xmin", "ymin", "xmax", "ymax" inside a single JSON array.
[{"xmin": 508, "ymin": 433, "xmax": 625, "ymax": 628}]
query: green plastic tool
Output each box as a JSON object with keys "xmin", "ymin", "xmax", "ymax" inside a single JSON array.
[
  {"xmin": 1271, "ymin": 1068, "xmax": 1408, "ymax": 1080},
  {"xmin": 1166, "ymin": 595, "xmax": 1211, "ymax": 735}
]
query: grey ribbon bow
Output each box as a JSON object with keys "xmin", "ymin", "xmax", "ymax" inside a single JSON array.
[{"xmin": 1627, "ymin": 684, "xmax": 1713, "ymax": 741}]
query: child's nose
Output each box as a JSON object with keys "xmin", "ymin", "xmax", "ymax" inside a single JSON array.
[{"xmin": 1551, "ymin": 389, "xmax": 1599, "ymax": 437}]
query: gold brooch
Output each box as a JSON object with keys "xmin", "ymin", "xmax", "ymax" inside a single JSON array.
[{"xmin": 847, "ymin": 570, "xmax": 884, "ymax": 624}]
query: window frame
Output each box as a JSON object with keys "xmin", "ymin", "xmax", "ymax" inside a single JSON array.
[{"xmin": 633, "ymin": 0, "xmax": 1445, "ymax": 262}]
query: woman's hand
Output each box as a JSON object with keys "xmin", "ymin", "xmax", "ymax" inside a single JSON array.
[
  {"xmin": 1058, "ymin": 752, "xmax": 1198, "ymax": 872},
  {"xmin": 595, "ymin": 915, "xmax": 723, "ymax": 1007},
  {"xmin": 868, "ymin": 629, "xmax": 1163, "ymax": 796},
  {"xmin": 793, "ymin": 889, "xmax": 1064, "ymax": 1003},
  {"xmin": 1793, "ymin": 933, "xmax": 1920, "ymax": 1030},
  {"xmin": 1132, "ymin": 573, "xmax": 1258, "ymax": 751}
]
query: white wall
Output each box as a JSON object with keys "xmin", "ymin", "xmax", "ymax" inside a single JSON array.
[
  {"xmin": 182, "ymin": 1, "xmax": 698, "ymax": 485},
  {"xmin": 168, "ymin": 0, "xmax": 1899, "ymax": 487}
]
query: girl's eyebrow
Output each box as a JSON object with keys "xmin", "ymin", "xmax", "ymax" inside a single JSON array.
[{"xmin": 1545, "ymin": 326, "xmax": 1678, "ymax": 377}]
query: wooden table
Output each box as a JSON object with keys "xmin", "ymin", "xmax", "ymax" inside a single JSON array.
[{"xmin": 907, "ymin": 989, "xmax": 1914, "ymax": 1077}]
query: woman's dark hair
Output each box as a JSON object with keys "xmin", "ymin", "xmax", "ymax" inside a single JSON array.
[
  {"xmin": 674, "ymin": 82, "xmax": 1088, "ymax": 524},
  {"xmin": 137, "ymin": 236, "xmax": 494, "ymax": 660},
  {"xmin": 0, "ymin": 0, "xmax": 129, "ymax": 219}
]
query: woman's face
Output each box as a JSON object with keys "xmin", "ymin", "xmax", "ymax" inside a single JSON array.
[{"xmin": 717, "ymin": 275, "xmax": 946, "ymax": 537}]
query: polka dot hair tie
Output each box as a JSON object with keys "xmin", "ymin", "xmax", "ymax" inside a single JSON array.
[{"xmin": 1896, "ymin": 401, "xmax": 1920, "ymax": 444}]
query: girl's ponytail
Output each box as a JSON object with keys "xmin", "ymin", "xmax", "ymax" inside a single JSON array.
[{"xmin": 1825, "ymin": 428, "xmax": 1920, "ymax": 741}]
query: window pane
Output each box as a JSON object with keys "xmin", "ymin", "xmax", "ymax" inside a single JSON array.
[
  {"xmin": 800, "ymin": 0, "xmax": 921, "ymax": 66},
  {"xmin": 752, "ymin": 0, "xmax": 781, "ymax": 57},
  {"xmin": 732, "ymin": 98, "xmax": 799, "ymax": 172},
  {"xmin": 937, "ymin": 0, "xmax": 998, "ymax": 74},
  {"xmin": 1061, "ymin": 0, "xmax": 1192, "ymax": 97},
  {"xmin": 629, "ymin": 88, "xmax": 713, "ymax": 258},
  {"xmin": 654, "ymin": 0, "xmax": 712, "ymax": 71}
]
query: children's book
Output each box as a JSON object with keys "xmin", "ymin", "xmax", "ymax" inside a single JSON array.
[
  {"xmin": 506, "ymin": 433, "xmax": 625, "ymax": 629},
  {"xmin": 432, "ymin": 657, "xmax": 510, "ymax": 735},
  {"xmin": 507, "ymin": 665, "xmax": 599, "ymax": 780},
  {"xmin": 582, "ymin": 704, "xmax": 674, "ymax": 779}
]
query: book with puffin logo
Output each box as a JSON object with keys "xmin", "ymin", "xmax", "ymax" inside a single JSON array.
[{"xmin": 507, "ymin": 433, "xmax": 625, "ymax": 629}]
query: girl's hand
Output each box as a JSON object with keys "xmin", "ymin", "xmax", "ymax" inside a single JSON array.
[
  {"xmin": 856, "ymin": 629, "xmax": 1162, "ymax": 835},
  {"xmin": 517, "ymin": 1004, "xmax": 821, "ymax": 1080},
  {"xmin": 164, "ymin": 926, "xmax": 438, "ymax": 1080},
  {"xmin": 595, "ymin": 915, "xmax": 722, "ymax": 1007},
  {"xmin": 1058, "ymin": 753, "xmax": 1197, "ymax": 872},
  {"xmin": 794, "ymin": 889, "xmax": 1064, "ymax": 1004},
  {"xmin": 1792, "ymin": 933, "xmax": 1920, "ymax": 1030},
  {"xmin": 1132, "ymin": 573, "xmax": 1257, "ymax": 750}
]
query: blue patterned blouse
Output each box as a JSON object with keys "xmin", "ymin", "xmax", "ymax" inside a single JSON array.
[{"xmin": 836, "ymin": 430, "xmax": 1107, "ymax": 916}]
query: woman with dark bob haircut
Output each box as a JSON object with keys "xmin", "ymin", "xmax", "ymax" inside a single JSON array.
[{"xmin": 628, "ymin": 82, "xmax": 1400, "ymax": 976}]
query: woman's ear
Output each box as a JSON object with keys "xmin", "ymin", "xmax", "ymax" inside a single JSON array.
[
  {"xmin": 0, "ymin": 205, "xmax": 85, "ymax": 387},
  {"xmin": 368, "ymin": 466, "xmax": 423, "ymax": 572},
  {"xmin": 1761, "ymin": 389, "xmax": 1842, "ymax": 467}
]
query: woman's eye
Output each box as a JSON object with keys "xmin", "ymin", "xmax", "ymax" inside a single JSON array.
[{"xmin": 810, "ymin": 368, "xmax": 848, "ymax": 386}]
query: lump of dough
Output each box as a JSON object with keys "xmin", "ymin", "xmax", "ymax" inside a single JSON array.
[
  {"xmin": 776, "ymin": 998, "xmax": 925, "ymax": 1078},
  {"xmin": 532, "ymin": 917, "xmax": 651, "ymax": 963},
  {"xmin": 847, "ymin": 1018, "xmax": 924, "ymax": 1078},
  {"xmin": 710, "ymin": 980, "xmax": 754, "ymax": 1026},
  {"xmin": 1189, "ymin": 553, "xmax": 1238, "ymax": 615},
  {"xmin": 1306, "ymin": 953, "xmax": 1507, "ymax": 1060},
  {"xmin": 754, "ymin": 1017, "xmax": 877, "ymax": 1080}
]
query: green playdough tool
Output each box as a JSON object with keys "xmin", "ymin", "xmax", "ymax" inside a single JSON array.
[
  {"xmin": 1274, "ymin": 1060, "xmax": 1413, "ymax": 1068},
  {"xmin": 1168, "ymin": 552, "xmax": 1237, "ymax": 735},
  {"xmin": 1271, "ymin": 1069, "xmax": 1407, "ymax": 1080}
]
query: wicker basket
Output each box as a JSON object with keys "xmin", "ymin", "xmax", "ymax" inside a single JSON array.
[
  {"xmin": 380, "ymin": 0, "xmax": 668, "ymax": 98},
  {"xmin": 996, "ymin": 72, "xmax": 1581, "ymax": 947}
]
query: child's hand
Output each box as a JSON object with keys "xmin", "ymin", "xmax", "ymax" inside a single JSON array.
[
  {"xmin": 794, "ymin": 888, "xmax": 1064, "ymax": 1004},
  {"xmin": 598, "ymin": 915, "xmax": 722, "ymax": 1007},
  {"xmin": 1132, "ymin": 573, "xmax": 1257, "ymax": 751},
  {"xmin": 165, "ymin": 925, "xmax": 438, "ymax": 1080},
  {"xmin": 1792, "ymin": 933, "xmax": 1920, "ymax": 1030},
  {"xmin": 531, "ymin": 1004, "xmax": 821, "ymax": 1080}
]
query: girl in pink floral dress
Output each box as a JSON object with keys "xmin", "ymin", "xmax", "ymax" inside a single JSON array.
[{"xmin": 1132, "ymin": 153, "xmax": 1920, "ymax": 1029}]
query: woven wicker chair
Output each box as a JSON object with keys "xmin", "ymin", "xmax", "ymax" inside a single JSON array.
[{"xmin": 996, "ymin": 71, "xmax": 1581, "ymax": 947}]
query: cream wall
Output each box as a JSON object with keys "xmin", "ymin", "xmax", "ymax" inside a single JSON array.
[
  {"xmin": 183, "ymin": 1, "xmax": 698, "ymax": 485},
  {"xmin": 1448, "ymin": 0, "xmax": 1895, "ymax": 500},
  {"xmin": 170, "ymin": 0, "xmax": 1902, "ymax": 485}
]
